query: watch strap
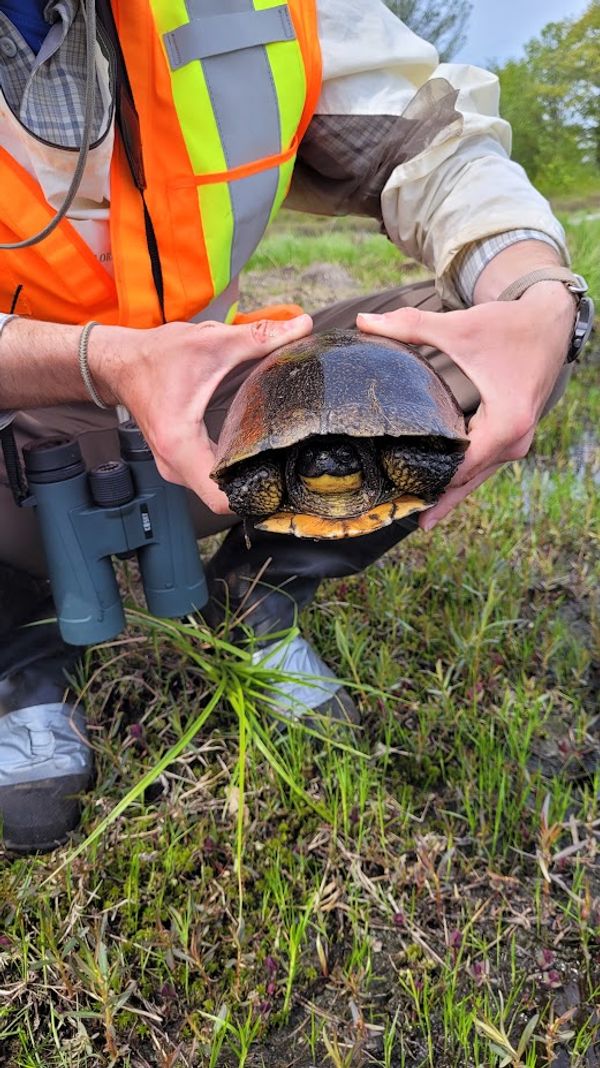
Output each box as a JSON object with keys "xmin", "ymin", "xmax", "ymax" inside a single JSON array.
[
  {"xmin": 497, "ymin": 267, "xmax": 586, "ymax": 302},
  {"xmin": 497, "ymin": 268, "xmax": 594, "ymax": 364}
]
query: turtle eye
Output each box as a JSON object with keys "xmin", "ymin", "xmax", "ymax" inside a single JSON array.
[{"xmin": 220, "ymin": 459, "xmax": 283, "ymax": 517}]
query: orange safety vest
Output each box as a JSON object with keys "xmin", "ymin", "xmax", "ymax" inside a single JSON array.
[{"xmin": 0, "ymin": 1, "xmax": 321, "ymax": 328}]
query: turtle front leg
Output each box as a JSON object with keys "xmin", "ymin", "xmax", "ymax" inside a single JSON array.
[
  {"xmin": 219, "ymin": 459, "xmax": 284, "ymax": 518},
  {"xmin": 380, "ymin": 438, "xmax": 465, "ymax": 502}
]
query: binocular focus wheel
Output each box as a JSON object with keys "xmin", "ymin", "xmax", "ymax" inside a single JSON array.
[{"xmin": 89, "ymin": 460, "xmax": 135, "ymax": 507}]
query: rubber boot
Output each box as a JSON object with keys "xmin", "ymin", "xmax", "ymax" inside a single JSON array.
[
  {"xmin": 0, "ymin": 568, "xmax": 93, "ymax": 854},
  {"xmin": 203, "ymin": 516, "xmax": 418, "ymax": 725}
]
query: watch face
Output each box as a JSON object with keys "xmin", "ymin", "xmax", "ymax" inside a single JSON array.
[{"xmin": 569, "ymin": 295, "xmax": 595, "ymax": 363}]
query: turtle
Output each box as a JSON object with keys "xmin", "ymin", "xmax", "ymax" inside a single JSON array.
[{"xmin": 211, "ymin": 330, "xmax": 469, "ymax": 539}]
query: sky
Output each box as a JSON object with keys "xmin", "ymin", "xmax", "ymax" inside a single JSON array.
[{"xmin": 454, "ymin": 0, "xmax": 588, "ymax": 66}]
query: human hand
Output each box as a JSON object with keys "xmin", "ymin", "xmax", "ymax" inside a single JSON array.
[
  {"xmin": 89, "ymin": 315, "xmax": 313, "ymax": 513},
  {"xmin": 357, "ymin": 283, "xmax": 575, "ymax": 530}
]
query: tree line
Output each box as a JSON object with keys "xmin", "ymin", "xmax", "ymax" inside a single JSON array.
[{"xmin": 386, "ymin": 0, "xmax": 600, "ymax": 196}]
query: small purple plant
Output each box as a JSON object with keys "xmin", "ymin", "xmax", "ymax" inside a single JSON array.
[
  {"xmin": 129, "ymin": 722, "xmax": 146, "ymax": 751},
  {"xmin": 448, "ymin": 929, "xmax": 462, "ymax": 956},
  {"xmin": 536, "ymin": 947, "xmax": 555, "ymax": 969},
  {"xmin": 468, "ymin": 959, "xmax": 490, "ymax": 986}
]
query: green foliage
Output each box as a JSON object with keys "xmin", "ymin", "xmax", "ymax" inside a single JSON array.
[
  {"xmin": 384, "ymin": 0, "xmax": 472, "ymax": 61},
  {"xmin": 496, "ymin": 1, "xmax": 600, "ymax": 195}
]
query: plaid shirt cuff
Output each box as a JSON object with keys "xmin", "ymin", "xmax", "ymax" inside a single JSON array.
[
  {"xmin": 0, "ymin": 314, "xmax": 17, "ymax": 430},
  {"xmin": 451, "ymin": 230, "xmax": 562, "ymax": 306},
  {"xmin": 0, "ymin": 313, "xmax": 15, "ymax": 332}
]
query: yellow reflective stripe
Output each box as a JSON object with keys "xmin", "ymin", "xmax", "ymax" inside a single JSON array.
[
  {"xmin": 150, "ymin": 2, "xmax": 227, "ymax": 174},
  {"xmin": 198, "ymin": 185, "xmax": 235, "ymax": 297},
  {"xmin": 254, "ymin": 0, "xmax": 306, "ymax": 225},
  {"xmin": 254, "ymin": 0, "xmax": 307, "ymax": 150},
  {"xmin": 149, "ymin": 0, "xmax": 233, "ymax": 295},
  {"xmin": 269, "ymin": 156, "xmax": 295, "ymax": 225},
  {"xmin": 150, "ymin": 1, "xmax": 307, "ymax": 301},
  {"xmin": 225, "ymin": 301, "xmax": 239, "ymax": 325}
]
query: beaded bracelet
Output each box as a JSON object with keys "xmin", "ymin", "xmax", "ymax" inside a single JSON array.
[{"xmin": 78, "ymin": 320, "xmax": 109, "ymax": 409}]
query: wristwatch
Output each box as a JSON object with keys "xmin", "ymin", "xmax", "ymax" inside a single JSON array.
[
  {"xmin": 565, "ymin": 276, "xmax": 595, "ymax": 364},
  {"xmin": 497, "ymin": 269, "xmax": 595, "ymax": 363}
]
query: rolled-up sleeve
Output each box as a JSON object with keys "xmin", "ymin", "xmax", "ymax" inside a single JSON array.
[{"xmin": 297, "ymin": 0, "xmax": 568, "ymax": 307}]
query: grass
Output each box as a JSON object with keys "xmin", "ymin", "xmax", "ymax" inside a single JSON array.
[
  {"xmin": 0, "ymin": 214, "xmax": 599, "ymax": 1068},
  {"xmin": 248, "ymin": 228, "xmax": 405, "ymax": 289}
]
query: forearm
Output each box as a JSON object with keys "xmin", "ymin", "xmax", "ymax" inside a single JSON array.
[
  {"xmin": 474, "ymin": 240, "xmax": 573, "ymax": 304},
  {"xmin": 0, "ymin": 317, "xmax": 136, "ymax": 410},
  {"xmin": 1, "ymin": 318, "xmax": 96, "ymax": 409}
]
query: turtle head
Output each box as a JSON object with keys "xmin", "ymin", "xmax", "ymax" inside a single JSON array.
[
  {"xmin": 285, "ymin": 436, "xmax": 382, "ymax": 519},
  {"xmin": 295, "ymin": 438, "xmax": 364, "ymax": 497}
]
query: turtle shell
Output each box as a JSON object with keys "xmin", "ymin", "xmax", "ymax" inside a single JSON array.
[{"xmin": 213, "ymin": 329, "xmax": 468, "ymax": 478}]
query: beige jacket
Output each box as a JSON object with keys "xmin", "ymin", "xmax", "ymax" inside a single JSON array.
[{"xmin": 297, "ymin": 0, "xmax": 568, "ymax": 306}]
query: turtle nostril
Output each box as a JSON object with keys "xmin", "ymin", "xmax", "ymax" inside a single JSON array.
[{"xmin": 296, "ymin": 436, "xmax": 361, "ymax": 479}]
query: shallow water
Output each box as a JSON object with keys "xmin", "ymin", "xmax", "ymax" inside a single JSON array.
[
  {"xmin": 519, "ymin": 428, "xmax": 599, "ymax": 522},
  {"xmin": 569, "ymin": 428, "xmax": 600, "ymax": 485}
]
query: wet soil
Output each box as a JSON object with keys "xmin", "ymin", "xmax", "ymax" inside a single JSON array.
[{"xmin": 240, "ymin": 263, "xmax": 362, "ymax": 316}]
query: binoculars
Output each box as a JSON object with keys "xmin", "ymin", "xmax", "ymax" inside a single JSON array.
[{"xmin": 22, "ymin": 421, "xmax": 208, "ymax": 645}]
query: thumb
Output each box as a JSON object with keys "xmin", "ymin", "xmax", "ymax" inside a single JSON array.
[
  {"xmin": 217, "ymin": 313, "xmax": 314, "ymax": 365},
  {"xmin": 357, "ymin": 306, "xmax": 462, "ymax": 353}
]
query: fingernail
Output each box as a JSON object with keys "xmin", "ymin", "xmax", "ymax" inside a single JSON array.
[
  {"xmin": 357, "ymin": 313, "xmax": 385, "ymax": 323},
  {"xmin": 282, "ymin": 313, "xmax": 311, "ymax": 328},
  {"xmin": 422, "ymin": 516, "xmax": 437, "ymax": 532},
  {"xmin": 266, "ymin": 317, "xmax": 303, "ymax": 337}
]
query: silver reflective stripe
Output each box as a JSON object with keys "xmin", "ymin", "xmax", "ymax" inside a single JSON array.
[
  {"xmin": 164, "ymin": 6, "xmax": 294, "ymax": 68},
  {"xmin": 190, "ymin": 277, "xmax": 240, "ymax": 324},
  {"xmin": 179, "ymin": 0, "xmax": 288, "ymax": 281},
  {"xmin": 0, "ymin": 702, "xmax": 92, "ymax": 786},
  {"xmin": 229, "ymin": 168, "xmax": 281, "ymax": 278}
]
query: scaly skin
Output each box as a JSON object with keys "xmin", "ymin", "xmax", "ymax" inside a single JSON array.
[
  {"xmin": 221, "ymin": 435, "xmax": 464, "ymax": 520},
  {"xmin": 380, "ymin": 437, "xmax": 465, "ymax": 502},
  {"xmin": 222, "ymin": 459, "xmax": 283, "ymax": 516}
]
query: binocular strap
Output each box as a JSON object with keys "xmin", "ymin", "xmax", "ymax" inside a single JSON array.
[{"xmin": 0, "ymin": 423, "xmax": 29, "ymax": 506}]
